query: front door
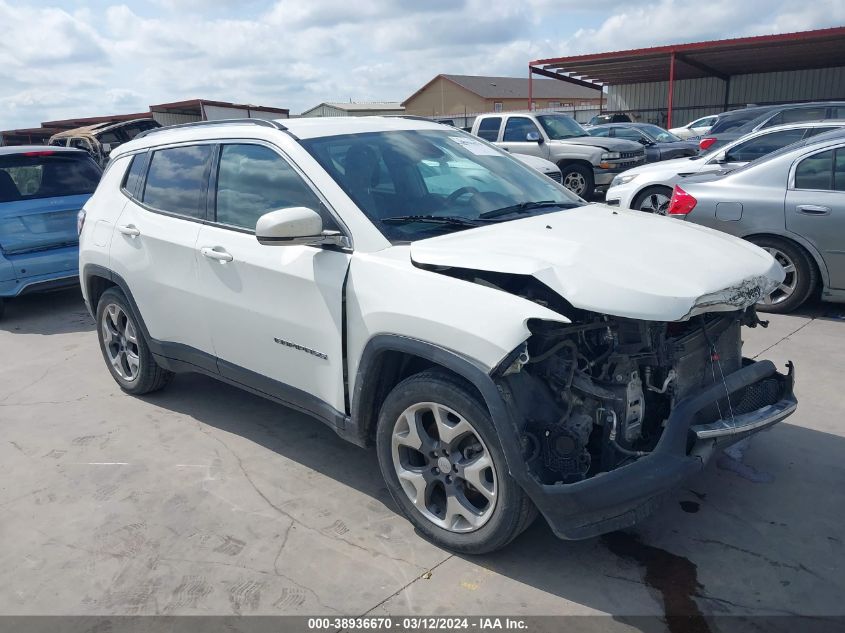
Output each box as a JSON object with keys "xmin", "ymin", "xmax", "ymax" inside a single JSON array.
[
  {"xmin": 785, "ymin": 144, "xmax": 845, "ymax": 290},
  {"xmin": 499, "ymin": 116, "xmax": 550, "ymax": 160},
  {"xmin": 196, "ymin": 142, "xmax": 350, "ymax": 413}
]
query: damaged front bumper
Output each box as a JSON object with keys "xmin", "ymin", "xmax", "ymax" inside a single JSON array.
[{"xmin": 496, "ymin": 358, "xmax": 796, "ymax": 540}]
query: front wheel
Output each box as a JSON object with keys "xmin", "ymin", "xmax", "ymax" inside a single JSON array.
[
  {"xmin": 376, "ymin": 370, "xmax": 536, "ymax": 554},
  {"xmin": 559, "ymin": 164, "xmax": 594, "ymax": 199}
]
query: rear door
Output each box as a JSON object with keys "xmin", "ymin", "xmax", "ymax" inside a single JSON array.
[
  {"xmin": 499, "ymin": 116, "xmax": 550, "ymax": 159},
  {"xmin": 785, "ymin": 144, "xmax": 845, "ymax": 290},
  {"xmin": 109, "ymin": 144, "xmax": 216, "ymax": 367},
  {"xmin": 0, "ymin": 150, "xmax": 100, "ymax": 275}
]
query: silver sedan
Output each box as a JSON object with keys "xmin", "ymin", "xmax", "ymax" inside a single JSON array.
[{"xmin": 665, "ymin": 129, "xmax": 845, "ymax": 313}]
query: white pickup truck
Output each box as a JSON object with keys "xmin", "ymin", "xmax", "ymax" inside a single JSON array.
[{"xmin": 472, "ymin": 112, "xmax": 646, "ymax": 198}]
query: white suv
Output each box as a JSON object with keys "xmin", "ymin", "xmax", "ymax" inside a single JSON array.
[{"xmin": 79, "ymin": 117, "xmax": 796, "ymax": 553}]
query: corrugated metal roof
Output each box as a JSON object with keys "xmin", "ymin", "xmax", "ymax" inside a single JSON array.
[
  {"xmin": 442, "ymin": 74, "xmax": 601, "ymax": 99},
  {"xmin": 532, "ymin": 26, "xmax": 845, "ymax": 85},
  {"xmin": 317, "ymin": 102, "xmax": 405, "ymax": 111}
]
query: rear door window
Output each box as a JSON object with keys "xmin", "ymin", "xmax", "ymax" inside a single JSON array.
[
  {"xmin": 725, "ymin": 128, "xmax": 806, "ymax": 162},
  {"xmin": 794, "ymin": 150, "xmax": 834, "ymax": 190},
  {"xmin": 835, "ymin": 149, "xmax": 845, "ymax": 192},
  {"xmin": 142, "ymin": 145, "xmax": 213, "ymax": 218},
  {"xmin": 0, "ymin": 151, "xmax": 101, "ymax": 203},
  {"xmin": 476, "ymin": 117, "xmax": 502, "ymax": 141}
]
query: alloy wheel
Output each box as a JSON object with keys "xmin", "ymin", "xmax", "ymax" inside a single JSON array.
[
  {"xmin": 391, "ymin": 402, "xmax": 497, "ymax": 532},
  {"xmin": 638, "ymin": 191, "xmax": 671, "ymax": 214},
  {"xmin": 760, "ymin": 247, "xmax": 798, "ymax": 306},
  {"xmin": 101, "ymin": 303, "xmax": 141, "ymax": 381},
  {"xmin": 562, "ymin": 171, "xmax": 587, "ymax": 196}
]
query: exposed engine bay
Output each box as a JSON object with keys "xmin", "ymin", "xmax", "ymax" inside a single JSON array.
[{"xmin": 436, "ymin": 268, "xmax": 780, "ymax": 485}]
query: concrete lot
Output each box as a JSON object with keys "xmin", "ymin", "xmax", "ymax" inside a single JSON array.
[{"xmin": 1, "ymin": 288, "xmax": 844, "ymax": 624}]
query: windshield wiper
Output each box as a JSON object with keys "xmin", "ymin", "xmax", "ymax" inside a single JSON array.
[
  {"xmin": 381, "ymin": 215, "xmax": 485, "ymax": 227},
  {"xmin": 479, "ymin": 200, "xmax": 571, "ymax": 220}
]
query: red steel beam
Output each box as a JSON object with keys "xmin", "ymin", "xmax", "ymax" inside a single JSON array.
[{"xmin": 667, "ymin": 51, "xmax": 676, "ymax": 128}]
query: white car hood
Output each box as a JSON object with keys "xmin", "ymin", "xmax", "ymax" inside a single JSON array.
[{"xmin": 409, "ymin": 205, "xmax": 783, "ymax": 322}]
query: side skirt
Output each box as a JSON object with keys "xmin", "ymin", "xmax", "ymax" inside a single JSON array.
[{"xmin": 152, "ymin": 344, "xmax": 350, "ymax": 437}]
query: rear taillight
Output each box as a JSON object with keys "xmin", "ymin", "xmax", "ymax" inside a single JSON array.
[
  {"xmin": 667, "ymin": 186, "xmax": 697, "ymax": 215},
  {"xmin": 77, "ymin": 209, "xmax": 86, "ymax": 235},
  {"xmin": 699, "ymin": 137, "xmax": 717, "ymax": 151}
]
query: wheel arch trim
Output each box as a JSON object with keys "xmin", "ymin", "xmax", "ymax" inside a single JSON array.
[{"xmin": 741, "ymin": 231, "xmax": 828, "ymax": 290}]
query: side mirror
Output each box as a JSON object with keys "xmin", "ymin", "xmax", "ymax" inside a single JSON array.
[
  {"xmin": 256, "ymin": 207, "xmax": 347, "ymax": 247},
  {"xmin": 713, "ymin": 150, "xmax": 728, "ymax": 163},
  {"xmin": 525, "ymin": 131, "xmax": 543, "ymax": 144}
]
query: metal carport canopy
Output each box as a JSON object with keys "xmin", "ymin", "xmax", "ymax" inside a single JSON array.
[{"xmin": 528, "ymin": 26, "xmax": 845, "ymax": 127}]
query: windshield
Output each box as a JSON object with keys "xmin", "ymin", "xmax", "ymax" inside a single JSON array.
[
  {"xmin": 536, "ymin": 115, "xmax": 588, "ymax": 140},
  {"xmin": 639, "ymin": 124, "xmax": 682, "ymax": 143},
  {"xmin": 301, "ymin": 129, "xmax": 583, "ymax": 242}
]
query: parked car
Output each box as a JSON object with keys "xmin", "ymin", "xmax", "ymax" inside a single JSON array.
[
  {"xmin": 606, "ymin": 121, "xmax": 845, "ymax": 213},
  {"xmin": 49, "ymin": 118, "xmax": 160, "ymax": 167},
  {"xmin": 666, "ymin": 128, "xmax": 845, "ymax": 313},
  {"xmin": 587, "ymin": 123, "xmax": 699, "ymax": 162},
  {"xmin": 471, "ymin": 112, "xmax": 645, "ymax": 198},
  {"xmin": 0, "ymin": 146, "xmax": 102, "ymax": 318},
  {"xmin": 511, "ymin": 153, "xmax": 563, "ymax": 183},
  {"xmin": 80, "ymin": 117, "xmax": 796, "ymax": 553},
  {"xmin": 587, "ymin": 112, "xmax": 632, "ymax": 126},
  {"xmin": 698, "ymin": 101, "xmax": 845, "ymax": 152},
  {"xmin": 669, "ymin": 115, "xmax": 718, "ymax": 140}
]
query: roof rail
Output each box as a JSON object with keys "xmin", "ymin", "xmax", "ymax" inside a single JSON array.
[
  {"xmin": 389, "ymin": 115, "xmax": 438, "ymax": 122},
  {"xmin": 135, "ymin": 118, "xmax": 288, "ymax": 140}
]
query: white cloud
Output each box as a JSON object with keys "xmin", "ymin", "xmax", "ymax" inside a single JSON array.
[{"xmin": 0, "ymin": 0, "xmax": 843, "ymax": 130}]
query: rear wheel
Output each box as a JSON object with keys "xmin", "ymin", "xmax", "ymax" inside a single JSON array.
[
  {"xmin": 96, "ymin": 288, "xmax": 173, "ymax": 394},
  {"xmin": 376, "ymin": 370, "xmax": 536, "ymax": 554},
  {"xmin": 748, "ymin": 236, "xmax": 817, "ymax": 313},
  {"xmin": 632, "ymin": 185, "xmax": 673, "ymax": 215},
  {"xmin": 559, "ymin": 164, "xmax": 594, "ymax": 199}
]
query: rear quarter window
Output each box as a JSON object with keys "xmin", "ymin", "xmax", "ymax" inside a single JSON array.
[{"xmin": 0, "ymin": 152, "xmax": 102, "ymax": 203}]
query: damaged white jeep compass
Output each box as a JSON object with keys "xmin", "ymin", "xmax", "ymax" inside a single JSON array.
[{"xmin": 79, "ymin": 117, "xmax": 796, "ymax": 553}]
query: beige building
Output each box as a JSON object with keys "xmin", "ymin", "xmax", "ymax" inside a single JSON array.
[
  {"xmin": 402, "ymin": 74, "xmax": 602, "ymax": 118},
  {"xmin": 300, "ymin": 102, "xmax": 405, "ymax": 117}
]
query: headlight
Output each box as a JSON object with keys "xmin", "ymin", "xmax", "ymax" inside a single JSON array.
[
  {"xmin": 610, "ymin": 173, "xmax": 639, "ymax": 187},
  {"xmin": 601, "ymin": 152, "xmax": 621, "ymax": 160}
]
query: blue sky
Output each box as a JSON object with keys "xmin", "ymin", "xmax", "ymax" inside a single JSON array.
[{"xmin": 1, "ymin": 0, "xmax": 843, "ymax": 129}]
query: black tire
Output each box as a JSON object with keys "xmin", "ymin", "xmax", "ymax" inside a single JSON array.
[
  {"xmin": 632, "ymin": 185, "xmax": 673, "ymax": 214},
  {"xmin": 558, "ymin": 163, "xmax": 594, "ymax": 199},
  {"xmin": 748, "ymin": 236, "xmax": 817, "ymax": 314},
  {"xmin": 376, "ymin": 369, "xmax": 537, "ymax": 554},
  {"xmin": 95, "ymin": 287, "xmax": 173, "ymax": 395}
]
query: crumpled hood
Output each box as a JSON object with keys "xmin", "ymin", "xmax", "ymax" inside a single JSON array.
[
  {"xmin": 410, "ymin": 205, "xmax": 783, "ymax": 322},
  {"xmin": 552, "ymin": 136, "xmax": 642, "ymax": 152}
]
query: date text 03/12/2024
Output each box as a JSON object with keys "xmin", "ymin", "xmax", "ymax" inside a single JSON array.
[{"xmin": 307, "ymin": 617, "xmax": 529, "ymax": 630}]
